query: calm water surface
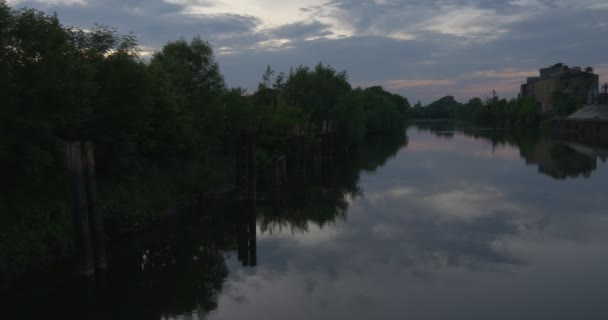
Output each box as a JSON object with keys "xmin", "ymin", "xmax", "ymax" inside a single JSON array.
[{"xmin": 7, "ymin": 123, "xmax": 608, "ymax": 319}]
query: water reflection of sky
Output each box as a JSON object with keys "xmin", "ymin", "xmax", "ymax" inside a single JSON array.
[{"xmin": 209, "ymin": 127, "xmax": 608, "ymax": 320}]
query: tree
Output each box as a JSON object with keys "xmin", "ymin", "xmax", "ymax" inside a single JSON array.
[
  {"xmin": 148, "ymin": 36, "xmax": 227, "ymax": 159},
  {"xmin": 283, "ymin": 62, "xmax": 352, "ymax": 123},
  {"xmin": 553, "ymin": 92, "xmax": 578, "ymax": 117},
  {"xmin": 150, "ymin": 36, "xmax": 225, "ymax": 100},
  {"xmin": 258, "ymin": 65, "xmax": 274, "ymax": 91}
]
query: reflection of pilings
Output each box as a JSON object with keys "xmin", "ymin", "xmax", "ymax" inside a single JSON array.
[
  {"xmin": 66, "ymin": 141, "xmax": 106, "ymax": 276},
  {"xmin": 248, "ymin": 202, "xmax": 257, "ymax": 266},
  {"xmin": 76, "ymin": 271, "xmax": 107, "ymax": 320},
  {"xmin": 237, "ymin": 200, "xmax": 257, "ymax": 267}
]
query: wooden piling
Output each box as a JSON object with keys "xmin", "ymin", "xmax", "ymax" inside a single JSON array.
[
  {"xmin": 247, "ymin": 132, "xmax": 256, "ymax": 200},
  {"xmin": 294, "ymin": 135, "xmax": 305, "ymax": 175},
  {"xmin": 236, "ymin": 130, "xmax": 256, "ymax": 199},
  {"xmin": 82, "ymin": 142, "xmax": 107, "ymax": 270},
  {"xmin": 236, "ymin": 131, "xmax": 247, "ymax": 199},
  {"xmin": 66, "ymin": 142, "xmax": 95, "ymax": 277},
  {"xmin": 272, "ymin": 153, "xmax": 287, "ymax": 186}
]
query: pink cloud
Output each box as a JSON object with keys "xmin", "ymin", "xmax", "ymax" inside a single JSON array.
[
  {"xmin": 464, "ymin": 68, "xmax": 538, "ymax": 79},
  {"xmin": 451, "ymin": 79, "xmax": 521, "ymax": 98},
  {"xmin": 386, "ymin": 79, "xmax": 455, "ymax": 89}
]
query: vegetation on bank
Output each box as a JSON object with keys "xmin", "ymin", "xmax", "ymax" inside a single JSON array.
[
  {"xmin": 409, "ymin": 95, "xmax": 543, "ymax": 127},
  {"xmin": 408, "ymin": 92, "xmax": 579, "ymax": 128},
  {"xmin": 0, "ymin": 1, "xmax": 409, "ymax": 284}
]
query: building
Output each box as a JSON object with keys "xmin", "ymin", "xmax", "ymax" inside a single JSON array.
[{"xmin": 520, "ymin": 63, "xmax": 599, "ymax": 112}]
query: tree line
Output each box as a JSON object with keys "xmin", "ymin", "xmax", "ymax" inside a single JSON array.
[
  {"xmin": 1, "ymin": 1, "xmax": 410, "ymax": 182},
  {"xmin": 408, "ymin": 95, "xmax": 546, "ymax": 127},
  {"xmin": 408, "ymin": 91, "xmax": 580, "ymax": 128}
]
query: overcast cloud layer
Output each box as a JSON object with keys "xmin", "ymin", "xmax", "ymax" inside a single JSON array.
[{"xmin": 8, "ymin": 0, "xmax": 608, "ymax": 103}]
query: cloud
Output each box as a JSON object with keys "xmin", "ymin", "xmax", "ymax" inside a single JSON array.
[
  {"xmin": 464, "ymin": 68, "xmax": 538, "ymax": 79},
  {"xmin": 419, "ymin": 5, "xmax": 532, "ymax": 39},
  {"xmin": 165, "ymin": 0, "xmax": 328, "ymax": 28},
  {"xmin": 266, "ymin": 21, "xmax": 334, "ymax": 41},
  {"xmin": 7, "ymin": 0, "xmax": 85, "ymax": 4}
]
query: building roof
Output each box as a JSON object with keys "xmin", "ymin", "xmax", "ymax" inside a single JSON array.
[{"xmin": 567, "ymin": 104, "xmax": 608, "ymax": 120}]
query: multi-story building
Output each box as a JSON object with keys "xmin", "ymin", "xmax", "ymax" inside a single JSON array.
[{"xmin": 520, "ymin": 63, "xmax": 599, "ymax": 112}]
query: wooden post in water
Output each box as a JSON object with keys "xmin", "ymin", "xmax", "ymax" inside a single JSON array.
[
  {"xmin": 236, "ymin": 133, "xmax": 246, "ymax": 199},
  {"xmin": 272, "ymin": 154, "xmax": 281, "ymax": 186},
  {"xmin": 272, "ymin": 153, "xmax": 287, "ymax": 186},
  {"xmin": 236, "ymin": 130, "xmax": 256, "ymax": 199},
  {"xmin": 236, "ymin": 131, "xmax": 248, "ymax": 199},
  {"xmin": 66, "ymin": 142, "xmax": 95, "ymax": 276},
  {"xmin": 313, "ymin": 137, "xmax": 323, "ymax": 174},
  {"xmin": 293, "ymin": 123, "xmax": 306, "ymax": 175},
  {"xmin": 247, "ymin": 132, "xmax": 256, "ymax": 200},
  {"xmin": 82, "ymin": 142, "xmax": 107, "ymax": 270}
]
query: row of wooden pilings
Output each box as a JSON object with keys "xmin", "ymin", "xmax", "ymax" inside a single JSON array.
[
  {"xmin": 65, "ymin": 124, "xmax": 344, "ymax": 275},
  {"xmin": 238, "ymin": 120, "xmax": 344, "ymax": 191},
  {"xmin": 233, "ymin": 125, "xmax": 340, "ymax": 266}
]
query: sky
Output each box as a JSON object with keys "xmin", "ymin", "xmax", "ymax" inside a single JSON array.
[{"xmin": 7, "ymin": 0, "xmax": 608, "ymax": 104}]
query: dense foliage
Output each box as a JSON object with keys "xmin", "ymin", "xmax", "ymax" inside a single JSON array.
[
  {"xmin": 0, "ymin": 1, "xmax": 409, "ymax": 284},
  {"xmin": 409, "ymin": 95, "xmax": 545, "ymax": 128}
]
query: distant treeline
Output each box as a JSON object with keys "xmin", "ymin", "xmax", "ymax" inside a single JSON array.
[
  {"xmin": 408, "ymin": 93, "xmax": 577, "ymax": 128},
  {"xmin": 0, "ymin": 1, "xmax": 409, "ymax": 283}
]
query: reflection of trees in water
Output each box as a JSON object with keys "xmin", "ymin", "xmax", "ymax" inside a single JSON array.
[
  {"xmin": 6, "ymin": 210, "xmax": 232, "ymax": 320},
  {"xmin": 358, "ymin": 131, "xmax": 408, "ymax": 172},
  {"xmin": 258, "ymin": 130, "xmax": 408, "ymax": 234},
  {"xmin": 105, "ymin": 129, "xmax": 409, "ymax": 316},
  {"xmin": 101, "ymin": 212, "xmax": 231, "ymax": 319},
  {"xmin": 6, "ymin": 130, "xmax": 408, "ymax": 319},
  {"xmin": 409, "ymin": 121, "xmax": 457, "ymax": 139},
  {"xmin": 530, "ymin": 141, "xmax": 596, "ymax": 179},
  {"xmin": 409, "ymin": 121, "xmax": 601, "ymax": 179}
]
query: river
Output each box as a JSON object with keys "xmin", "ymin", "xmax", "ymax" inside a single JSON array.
[{"xmin": 6, "ymin": 122, "xmax": 608, "ymax": 319}]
